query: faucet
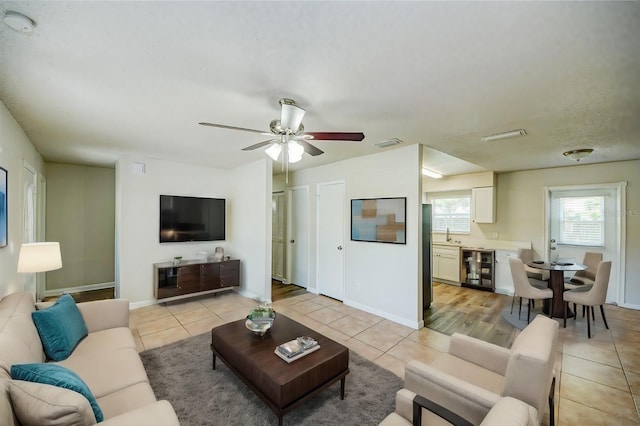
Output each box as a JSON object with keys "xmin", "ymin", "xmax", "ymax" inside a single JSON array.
[{"xmin": 446, "ymin": 227, "xmax": 451, "ymax": 242}]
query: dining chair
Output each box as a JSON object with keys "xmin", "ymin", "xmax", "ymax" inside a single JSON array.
[
  {"xmin": 563, "ymin": 260, "xmax": 611, "ymax": 338},
  {"xmin": 564, "ymin": 251, "xmax": 602, "ymax": 290},
  {"xmin": 518, "ymin": 248, "xmax": 550, "ymax": 281},
  {"xmin": 509, "ymin": 258, "xmax": 554, "ymax": 323}
]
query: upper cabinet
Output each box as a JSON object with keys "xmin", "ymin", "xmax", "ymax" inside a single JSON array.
[{"xmin": 472, "ymin": 187, "xmax": 496, "ymax": 223}]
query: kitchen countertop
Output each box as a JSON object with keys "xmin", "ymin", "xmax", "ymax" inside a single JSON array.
[{"xmin": 432, "ymin": 239, "xmax": 530, "ymax": 251}]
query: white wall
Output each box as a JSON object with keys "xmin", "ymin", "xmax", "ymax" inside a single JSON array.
[
  {"xmin": 115, "ymin": 155, "xmax": 271, "ymax": 306},
  {"xmin": 0, "ymin": 101, "xmax": 45, "ymax": 298},
  {"xmin": 230, "ymin": 159, "xmax": 272, "ymax": 302},
  {"xmin": 290, "ymin": 145, "xmax": 423, "ymax": 328}
]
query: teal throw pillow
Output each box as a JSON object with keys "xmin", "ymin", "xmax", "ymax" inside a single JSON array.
[
  {"xmin": 11, "ymin": 363, "xmax": 104, "ymax": 422},
  {"xmin": 32, "ymin": 293, "xmax": 88, "ymax": 361}
]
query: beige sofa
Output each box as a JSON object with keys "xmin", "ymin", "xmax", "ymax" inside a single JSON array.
[{"xmin": 0, "ymin": 291, "xmax": 179, "ymax": 426}]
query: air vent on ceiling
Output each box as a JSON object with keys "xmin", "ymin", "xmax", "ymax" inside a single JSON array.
[{"xmin": 375, "ymin": 138, "xmax": 403, "ymax": 148}]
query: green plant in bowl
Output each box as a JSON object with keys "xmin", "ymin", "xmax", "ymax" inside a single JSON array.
[{"xmin": 246, "ymin": 305, "xmax": 276, "ymax": 336}]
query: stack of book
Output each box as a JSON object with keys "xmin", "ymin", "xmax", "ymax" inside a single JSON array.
[{"xmin": 275, "ymin": 337, "xmax": 319, "ymax": 363}]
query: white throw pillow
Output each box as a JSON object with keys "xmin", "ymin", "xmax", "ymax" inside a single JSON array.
[{"xmin": 8, "ymin": 380, "xmax": 96, "ymax": 426}]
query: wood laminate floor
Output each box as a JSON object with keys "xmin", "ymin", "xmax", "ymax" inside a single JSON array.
[{"xmin": 425, "ymin": 282, "xmax": 518, "ymax": 347}]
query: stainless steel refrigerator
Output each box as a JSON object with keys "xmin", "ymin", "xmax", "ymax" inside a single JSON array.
[{"xmin": 422, "ymin": 204, "xmax": 433, "ymax": 309}]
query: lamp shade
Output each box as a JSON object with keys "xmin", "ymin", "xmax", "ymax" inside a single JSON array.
[{"xmin": 17, "ymin": 242, "xmax": 62, "ymax": 273}]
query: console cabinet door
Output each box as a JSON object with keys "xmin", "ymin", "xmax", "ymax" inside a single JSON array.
[
  {"xmin": 220, "ymin": 260, "xmax": 240, "ymax": 288},
  {"xmin": 177, "ymin": 265, "xmax": 201, "ymax": 295},
  {"xmin": 201, "ymin": 263, "xmax": 221, "ymax": 290}
]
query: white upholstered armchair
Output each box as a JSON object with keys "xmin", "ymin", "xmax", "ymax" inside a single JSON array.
[{"xmin": 381, "ymin": 315, "xmax": 559, "ymax": 426}]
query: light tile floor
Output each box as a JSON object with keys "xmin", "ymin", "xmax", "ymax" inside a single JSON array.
[{"xmin": 130, "ymin": 291, "xmax": 640, "ymax": 425}]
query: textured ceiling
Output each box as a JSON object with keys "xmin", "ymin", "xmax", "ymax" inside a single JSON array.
[{"xmin": 0, "ymin": 1, "xmax": 639, "ymax": 176}]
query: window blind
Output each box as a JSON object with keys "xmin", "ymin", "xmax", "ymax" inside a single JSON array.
[
  {"xmin": 559, "ymin": 196, "xmax": 604, "ymax": 246},
  {"xmin": 431, "ymin": 196, "xmax": 471, "ymax": 233}
]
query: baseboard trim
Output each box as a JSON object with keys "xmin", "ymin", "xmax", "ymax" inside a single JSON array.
[{"xmin": 45, "ymin": 282, "xmax": 115, "ymax": 297}]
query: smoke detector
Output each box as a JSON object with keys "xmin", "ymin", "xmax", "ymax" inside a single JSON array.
[{"xmin": 3, "ymin": 11, "xmax": 36, "ymax": 33}]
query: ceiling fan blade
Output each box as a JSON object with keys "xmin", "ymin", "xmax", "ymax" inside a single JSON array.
[
  {"xmin": 241, "ymin": 140, "xmax": 275, "ymax": 151},
  {"xmin": 280, "ymin": 101, "xmax": 306, "ymax": 132},
  {"xmin": 199, "ymin": 122, "xmax": 270, "ymax": 135},
  {"xmin": 304, "ymin": 132, "xmax": 365, "ymax": 141},
  {"xmin": 297, "ymin": 140, "xmax": 324, "ymax": 156}
]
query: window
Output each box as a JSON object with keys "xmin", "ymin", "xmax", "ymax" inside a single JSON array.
[
  {"xmin": 430, "ymin": 194, "xmax": 471, "ymax": 233},
  {"xmin": 558, "ymin": 196, "xmax": 604, "ymax": 246}
]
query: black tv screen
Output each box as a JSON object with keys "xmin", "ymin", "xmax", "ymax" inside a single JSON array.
[{"xmin": 160, "ymin": 195, "xmax": 226, "ymax": 243}]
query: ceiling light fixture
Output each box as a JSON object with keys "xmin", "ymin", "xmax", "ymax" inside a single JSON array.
[
  {"xmin": 563, "ymin": 148, "xmax": 593, "ymax": 162},
  {"xmin": 375, "ymin": 138, "xmax": 403, "ymax": 148},
  {"xmin": 422, "ymin": 168, "xmax": 443, "ymax": 179},
  {"xmin": 481, "ymin": 129, "xmax": 527, "ymax": 142},
  {"xmin": 3, "ymin": 11, "xmax": 36, "ymax": 33}
]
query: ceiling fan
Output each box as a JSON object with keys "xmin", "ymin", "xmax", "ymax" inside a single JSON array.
[{"xmin": 199, "ymin": 98, "xmax": 365, "ymax": 164}]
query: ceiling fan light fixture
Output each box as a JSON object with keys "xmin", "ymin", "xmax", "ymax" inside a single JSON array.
[
  {"xmin": 287, "ymin": 141, "xmax": 304, "ymax": 163},
  {"xmin": 265, "ymin": 143, "xmax": 282, "ymax": 161},
  {"xmin": 481, "ymin": 129, "xmax": 527, "ymax": 142},
  {"xmin": 280, "ymin": 99, "xmax": 306, "ymax": 132},
  {"xmin": 422, "ymin": 168, "xmax": 443, "ymax": 179},
  {"xmin": 563, "ymin": 148, "xmax": 593, "ymax": 162}
]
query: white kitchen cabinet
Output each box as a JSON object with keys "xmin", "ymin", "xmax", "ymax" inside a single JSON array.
[
  {"xmin": 472, "ymin": 187, "xmax": 496, "ymax": 223},
  {"xmin": 433, "ymin": 245, "xmax": 461, "ymax": 284}
]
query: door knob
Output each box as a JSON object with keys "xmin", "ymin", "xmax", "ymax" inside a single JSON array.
[
  {"xmin": 337, "ymin": 246, "xmax": 343, "ymax": 250},
  {"xmin": 550, "ymin": 239, "xmax": 556, "ymax": 243},
  {"xmin": 550, "ymin": 247, "xmax": 556, "ymax": 250},
  {"xmin": 290, "ymin": 240, "xmax": 295, "ymax": 243}
]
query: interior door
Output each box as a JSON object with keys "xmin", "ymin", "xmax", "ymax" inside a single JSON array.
[
  {"xmin": 287, "ymin": 186, "xmax": 309, "ymax": 288},
  {"xmin": 271, "ymin": 192, "xmax": 286, "ymax": 281},
  {"xmin": 22, "ymin": 161, "xmax": 38, "ymax": 298},
  {"xmin": 317, "ymin": 181, "xmax": 346, "ymax": 301},
  {"xmin": 547, "ymin": 185, "xmax": 621, "ymax": 303}
]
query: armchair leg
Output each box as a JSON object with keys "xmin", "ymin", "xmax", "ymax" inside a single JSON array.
[
  {"xmin": 511, "ymin": 295, "xmax": 515, "ymax": 314},
  {"xmin": 600, "ymin": 305, "xmax": 609, "ymax": 329},
  {"xmin": 563, "ymin": 301, "xmax": 567, "ymax": 328},
  {"xmin": 587, "ymin": 305, "xmax": 591, "ymax": 338},
  {"xmin": 549, "ymin": 297, "xmax": 554, "ymax": 319},
  {"xmin": 573, "ymin": 303, "xmax": 577, "ymax": 321},
  {"xmin": 591, "ymin": 306, "xmax": 595, "ymax": 322},
  {"xmin": 527, "ymin": 299, "xmax": 532, "ymax": 324}
]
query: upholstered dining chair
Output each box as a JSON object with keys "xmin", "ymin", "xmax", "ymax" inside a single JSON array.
[
  {"xmin": 518, "ymin": 248, "xmax": 549, "ymax": 281},
  {"xmin": 510, "ymin": 258, "xmax": 554, "ymax": 323},
  {"xmin": 564, "ymin": 251, "xmax": 602, "ymax": 290},
  {"xmin": 563, "ymin": 260, "xmax": 611, "ymax": 339}
]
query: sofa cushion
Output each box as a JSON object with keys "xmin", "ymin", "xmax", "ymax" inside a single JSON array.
[
  {"xmin": 96, "ymin": 382, "xmax": 157, "ymax": 419},
  {"xmin": 0, "ymin": 292, "xmax": 45, "ymax": 366},
  {"xmin": 8, "ymin": 380, "xmax": 96, "ymax": 426},
  {"xmin": 56, "ymin": 346, "xmax": 149, "ymax": 399},
  {"xmin": 10, "ymin": 363, "xmax": 104, "ymax": 422},
  {"xmin": 32, "ymin": 294, "xmax": 88, "ymax": 362}
]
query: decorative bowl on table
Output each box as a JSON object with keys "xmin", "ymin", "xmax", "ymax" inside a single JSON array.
[{"xmin": 245, "ymin": 305, "xmax": 276, "ymax": 336}]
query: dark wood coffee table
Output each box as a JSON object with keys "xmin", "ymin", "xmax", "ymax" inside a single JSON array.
[{"xmin": 210, "ymin": 314, "xmax": 349, "ymax": 426}]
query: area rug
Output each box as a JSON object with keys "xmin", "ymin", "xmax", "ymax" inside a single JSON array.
[
  {"xmin": 140, "ymin": 332, "xmax": 402, "ymax": 425},
  {"xmin": 500, "ymin": 301, "xmax": 546, "ymax": 331}
]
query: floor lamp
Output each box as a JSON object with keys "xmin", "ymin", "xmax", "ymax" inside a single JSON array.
[{"xmin": 17, "ymin": 242, "xmax": 62, "ymax": 301}]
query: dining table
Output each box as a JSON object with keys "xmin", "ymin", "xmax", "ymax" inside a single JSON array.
[{"xmin": 526, "ymin": 261, "xmax": 587, "ymax": 318}]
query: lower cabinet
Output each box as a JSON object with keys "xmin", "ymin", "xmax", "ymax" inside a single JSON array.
[
  {"xmin": 433, "ymin": 245, "xmax": 461, "ymax": 284},
  {"xmin": 155, "ymin": 259, "xmax": 240, "ymax": 300}
]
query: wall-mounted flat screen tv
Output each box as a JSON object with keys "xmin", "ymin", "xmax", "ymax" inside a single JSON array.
[{"xmin": 160, "ymin": 195, "xmax": 226, "ymax": 243}]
